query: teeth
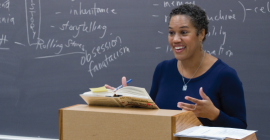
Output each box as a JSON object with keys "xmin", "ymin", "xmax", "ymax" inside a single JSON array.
[{"xmin": 175, "ymin": 46, "xmax": 185, "ymax": 49}]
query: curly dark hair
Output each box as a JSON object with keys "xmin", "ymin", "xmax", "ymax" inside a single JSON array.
[{"xmin": 169, "ymin": 4, "xmax": 209, "ymax": 42}]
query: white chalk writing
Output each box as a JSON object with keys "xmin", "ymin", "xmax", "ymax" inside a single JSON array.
[
  {"xmin": 239, "ymin": 1, "xmax": 270, "ymax": 22},
  {"xmin": 0, "ymin": 34, "xmax": 8, "ymax": 45},
  {"xmin": 0, "ymin": 34, "xmax": 9, "ymax": 50},
  {"xmin": 59, "ymin": 21, "xmax": 107, "ymax": 38},
  {"xmin": 35, "ymin": 35, "xmax": 129, "ymax": 77},
  {"xmin": 0, "ymin": 0, "xmax": 10, "ymax": 10},
  {"xmin": 87, "ymin": 46, "xmax": 130, "ymax": 77},
  {"xmin": 25, "ymin": 0, "xmax": 42, "ymax": 46},
  {"xmin": 80, "ymin": 36, "xmax": 129, "ymax": 77},
  {"xmin": 0, "ymin": 15, "xmax": 15, "ymax": 25},
  {"xmin": 205, "ymin": 26, "xmax": 233, "ymax": 57},
  {"xmin": 163, "ymin": 1, "xmax": 195, "ymax": 8},
  {"xmin": 70, "ymin": 2, "xmax": 117, "ymax": 16},
  {"xmin": 0, "ymin": 0, "xmax": 14, "ymax": 25},
  {"xmin": 207, "ymin": 10, "xmax": 236, "ymax": 22}
]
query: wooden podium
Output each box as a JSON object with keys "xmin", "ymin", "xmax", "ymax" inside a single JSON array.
[{"xmin": 59, "ymin": 104, "xmax": 257, "ymax": 140}]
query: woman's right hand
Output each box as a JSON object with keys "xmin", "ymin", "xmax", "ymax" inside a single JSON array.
[{"xmin": 104, "ymin": 76, "xmax": 127, "ymax": 91}]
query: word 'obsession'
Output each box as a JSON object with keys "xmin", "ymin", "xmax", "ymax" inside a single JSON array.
[{"xmin": 80, "ymin": 36, "xmax": 130, "ymax": 77}]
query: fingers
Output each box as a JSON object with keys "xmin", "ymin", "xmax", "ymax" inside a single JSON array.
[
  {"xmin": 183, "ymin": 87, "xmax": 208, "ymax": 105},
  {"xmin": 177, "ymin": 102, "xmax": 196, "ymax": 111},
  {"xmin": 122, "ymin": 76, "xmax": 127, "ymax": 87},
  {"xmin": 104, "ymin": 76, "xmax": 127, "ymax": 91},
  {"xmin": 185, "ymin": 96, "xmax": 200, "ymax": 104},
  {"xmin": 104, "ymin": 84, "xmax": 115, "ymax": 90},
  {"xmin": 199, "ymin": 87, "xmax": 209, "ymax": 100},
  {"xmin": 177, "ymin": 87, "xmax": 219, "ymax": 120}
]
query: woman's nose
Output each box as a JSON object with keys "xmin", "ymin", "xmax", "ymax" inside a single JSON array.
[{"xmin": 173, "ymin": 34, "xmax": 181, "ymax": 43}]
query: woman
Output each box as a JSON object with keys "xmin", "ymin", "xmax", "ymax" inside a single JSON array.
[{"xmin": 106, "ymin": 4, "xmax": 247, "ymax": 129}]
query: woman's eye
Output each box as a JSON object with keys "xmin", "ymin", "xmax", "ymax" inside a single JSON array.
[
  {"xmin": 181, "ymin": 31, "xmax": 187, "ymax": 35},
  {"xmin": 169, "ymin": 31, "xmax": 175, "ymax": 35}
]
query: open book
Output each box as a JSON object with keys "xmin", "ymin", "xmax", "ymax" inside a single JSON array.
[
  {"xmin": 80, "ymin": 86, "xmax": 159, "ymax": 109},
  {"xmin": 173, "ymin": 126, "xmax": 257, "ymax": 140}
]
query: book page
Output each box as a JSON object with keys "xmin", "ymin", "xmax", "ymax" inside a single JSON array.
[
  {"xmin": 174, "ymin": 126, "xmax": 257, "ymax": 140},
  {"xmin": 116, "ymin": 86, "xmax": 150, "ymax": 98},
  {"xmin": 82, "ymin": 89, "xmax": 114, "ymax": 97},
  {"xmin": 80, "ymin": 96, "xmax": 121, "ymax": 107}
]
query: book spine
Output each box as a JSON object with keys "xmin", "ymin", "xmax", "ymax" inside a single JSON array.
[{"xmin": 114, "ymin": 98, "xmax": 124, "ymax": 107}]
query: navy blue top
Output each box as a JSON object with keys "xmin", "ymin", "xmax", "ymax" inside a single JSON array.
[{"xmin": 150, "ymin": 58, "xmax": 247, "ymax": 129}]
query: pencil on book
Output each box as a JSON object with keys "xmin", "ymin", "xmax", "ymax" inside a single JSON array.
[{"xmin": 113, "ymin": 79, "xmax": 132, "ymax": 91}]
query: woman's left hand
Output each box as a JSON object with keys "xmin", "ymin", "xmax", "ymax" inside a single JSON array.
[{"xmin": 177, "ymin": 87, "xmax": 220, "ymax": 121}]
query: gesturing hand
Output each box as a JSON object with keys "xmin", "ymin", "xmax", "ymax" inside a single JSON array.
[
  {"xmin": 177, "ymin": 87, "xmax": 220, "ymax": 121},
  {"xmin": 104, "ymin": 76, "xmax": 127, "ymax": 91}
]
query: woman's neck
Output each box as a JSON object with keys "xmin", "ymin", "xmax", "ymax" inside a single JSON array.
[{"xmin": 178, "ymin": 50, "xmax": 206, "ymax": 78}]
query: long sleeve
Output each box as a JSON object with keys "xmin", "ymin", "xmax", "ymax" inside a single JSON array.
[{"xmin": 211, "ymin": 67, "xmax": 247, "ymax": 129}]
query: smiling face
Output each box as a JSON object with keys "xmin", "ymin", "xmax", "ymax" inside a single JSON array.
[{"xmin": 168, "ymin": 15, "xmax": 205, "ymax": 61}]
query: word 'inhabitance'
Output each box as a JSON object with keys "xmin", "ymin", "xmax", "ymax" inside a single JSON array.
[{"xmin": 70, "ymin": 2, "xmax": 117, "ymax": 16}]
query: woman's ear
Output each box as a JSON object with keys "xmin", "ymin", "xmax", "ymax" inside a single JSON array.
[{"xmin": 199, "ymin": 29, "xmax": 205, "ymax": 42}]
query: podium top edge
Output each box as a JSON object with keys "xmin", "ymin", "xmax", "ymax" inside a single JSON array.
[{"xmin": 60, "ymin": 104, "xmax": 187, "ymax": 117}]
